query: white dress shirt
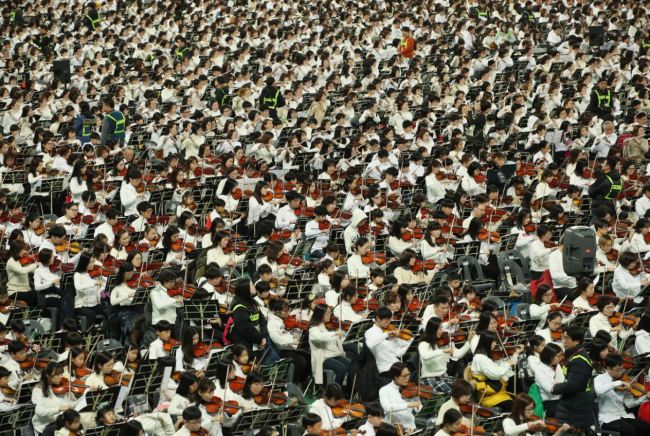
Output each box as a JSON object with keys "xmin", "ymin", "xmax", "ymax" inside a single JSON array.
[
  {"xmin": 529, "ymin": 239, "xmax": 553, "ymax": 272},
  {"xmin": 419, "ymin": 341, "xmax": 471, "ymax": 378},
  {"xmin": 267, "ymin": 312, "xmax": 298, "ymax": 349},
  {"xmin": 548, "ymin": 250, "xmax": 577, "ymax": 289},
  {"xmin": 73, "ymin": 272, "xmax": 101, "ymax": 307},
  {"xmin": 594, "ymin": 371, "xmax": 646, "ymax": 424},
  {"xmin": 611, "ymin": 264, "xmax": 644, "ymax": 303},
  {"xmin": 379, "ymin": 381, "xmax": 416, "ymax": 429},
  {"xmin": 309, "ymin": 398, "xmax": 347, "ymax": 430},
  {"xmin": 533, "ymin": 362, "xmax": 564, "ymax": 401},
  {"xmin": 364, "ymin": 325, "xmax": 412, "ymax": 373},
  {"xmin": 120, "ymin": 182, "xmax": 141, "ymax": 216},
  {"xmin": 151, "ymin": 284, "xmax": 180, "ymax": 324},
  {"xmin": 275, "ymin": 205, "xmax": 298, "ymax": 230}
]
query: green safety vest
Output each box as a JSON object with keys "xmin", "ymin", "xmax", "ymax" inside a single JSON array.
[
  {"xmin": 230, "ymin": 304, "xmax": 260, "ymax": 329},
  {"xmin": 604, "ymin": 175, "xmax": 622, "ymax": 200},
  {"xmin": 526, "ymin": 11, "xmax": 535, "ymax": 22},
  {"xmin": 641, "ymin": 39, "xmax": 650, "ymax": 49},
  {"xmin": 561, "ymin": 353, "xmax": 593, "ymax": 392},
  {"xmin": 175, "ymin": 47, "xmax": 188, "ymax": 59},
  {"xmin": 477, "ymin": 9, "xmax": 489, "ymax": 18},
  {"xmin": 86, "ymin": 13, "xmax": 101, "ymax": 30},
  {"xmin": 82, "ymin": 119, "xmax": 93, "ymax": 137},
  {"xmin": 106, "ymin": 111, "xmax": 125, "ymax": 135},
  {"xmin": 9, "ymin": 11, "xmax": 15, "ymax": 23},
  {"xmin": 263, "ymin": 89, "xmax": 280, "ymax": 110},
  {"xmin": 594, "ymin": 89, "xmax": 611, "ymax": 108}
]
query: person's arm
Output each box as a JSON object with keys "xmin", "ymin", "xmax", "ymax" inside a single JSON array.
[
  {"xmin": 418, "ymin": 342, "xmax": 447, "ymax": 362},
  {"xmin": 474, "ymin": 354, "xmax": 512, "ymax": 379},
  {"xmin": 268, "ymin": 318, "xmax": 293, "ymax": 347},
  {"xmin": 151, "ymin": 289, "xmax": 178, "ymax": 311},
  {"xmin": 593, "ymin": 373, "xmax": 621, "ymax": 396},
  {"xmin": 529, "ymin": 304, "xmax": 550, "ymax": 320},
  {"xmin": 7, "ymin": 259, "xmax": 38, "ymax": 275},
  {"xmin": 552, "ymin": 359, "xmax": 591, "ymax": 395},
  {"xmin": 365, "ymin": 328, "xmax": 388, "ymax": 350}
]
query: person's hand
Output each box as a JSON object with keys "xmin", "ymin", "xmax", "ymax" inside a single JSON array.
[
  {"xmin": 260, "ymin": 338, "xmax": 267, "ymax": 348},
  {"xmin": 468, "ymin": 331, "xmax": 477, "ymax": 341},
  {"xmin": 59, "ymin": 404, "xmax": 71, "ymax": 412},
  {"xmin": 642, "ymin": 279, "xmax": 649, "ymax": 287},
  {"xmin": 335, "ymin": 330, "xmax": 346, "ymax": 338},
  {"xmin": 408, "ymin": 400, "xmax": 421, "ymax": 409},
  {"xmin": 53, "ymin": 277, "xmax": 60, "ymax": 286},
  {"xmin": 443, "ymin": 347, "xmax": 453, "ymax": 354},
  {"xmin": 227, "ymin": 260, "xmax": 236, "ymax": 267},
  {"xmin": 558, "ymin": 423, "xmax": 571, "ymax": 434},
  {"xmin": 386, "ymin": 330, "xmax": 398, "ymax": 338},
  {"xmin": 175, "ymin": 296, "xmax": 183, "ymax": 304},
  {"xmin": 213, "ymin": 414, "xmax": 224, "ymax": 423},
  {"xmin": 527, "ymin": 420, "xmax": 545, "ymax": 430}
]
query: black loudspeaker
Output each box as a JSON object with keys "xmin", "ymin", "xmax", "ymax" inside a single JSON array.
[
  {"xmin": 53, "ymin": 59, "xmax": 71, "ymax": 83},
  {"xmin": 562, "ymin": 226, "xmax": 596, "ymax": 276},
  {"xmin": 588, "ymin": 26, "xmax": 605, "ymax": 47}
]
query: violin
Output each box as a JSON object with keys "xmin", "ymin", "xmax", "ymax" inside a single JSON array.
[
  {"xmin": 171, "ymin": 240, "xmax": 195, "ymax": 253},
  {"xmin": 616, "ymin": 374, "xmax": 647, "ymax": 398},
  {"xmin": 269, "ymin": 277, "xmax": 289, "ymax": 289},
  {"xmin": 19, "ymin": 355, "xmax": 50, "ymax": 370},
  {"xmin": 436, "ymin": 331, "xmax": 469, "ymax": 346},
  {"xmin": 351, "ymin": 298, "xmax": 380, "ymax": 313},
  {"xmin": 89, "ymin": 265, "xmax": 115, "ymax": 278},
  {"xmin": 74, "ymin": 366, "xmax": 92, "ymax": 379},
  {"xmin": 167, "ymin": 283, "xmax": 197, "ymax": 299},
  {"xmin": 401, "ymin": 228, "xmax": 424, "ymax": 241},
  {"xmin": 436, "ymin": 171, "xmax": 458, "ymax": 181},
  {"xmin": 190, "ymin": 428, "xmax": 210, "ymax": 436},
  {"xmin": 228, "ymin": 376, "xmax": 246, "ymax": 393},
  {"xmin": 192, "ymin": 341, "xmax": 223, "ymax": 358},
  {"xmin": 52, "ymin": 377, "xmax": 88, "ymax": 397},
  {"xmin": 277, "ymin": 252, "xmax": 303, "ymax": 267},
  {"xmin": 253, "ymin": 386, "xmax": 288, "ymax": 406},
  {"xmin": 320, "ymin": 429, "xmax": 348, "ymax": 436},
  {"xmin": 0, "ymin": 299, "xmax": 28, "ymax": 314},
  {"xmin": 0, "ymin": 386, "xmax": 16, "ymax": 398},
  {"xmin": 104, "ymin": 370, "xmax": 132, "ymax": 387},
  {"xmin": 205, "ymin": 396, "xmax": 243, "ymax": 416},
  {"xmin": 383, "ymin": 324, "xmax": 414, "ymax": 341},
  {"xmin": 269, "ymin": 229, "xmax": 292, "ymax": 241},
  {"xmin": 551, "ymin": 302, "xmax": 573, "ymax": 315},
  {"xmin": 283, "ymin": 315, "xmax": 309, "ymax": 331},
  {"xmin": 325, "ymin": 316, "xmax": 352, "ymax": 332},
  {"xmin": 606, "ymin": 249, "xmax": 619, "ymax": 261},
  {"xmin": 491, "ymin": 344, "xmax": 521, "ymax": 360},
  {"xmin": 127, "ymin": 273, "xmax": 154, "ymax": 288},
  {"xmin": 400, "ymin": 382, "xmax": 434, "ymax": 400},
  {"xmin": 412, "ymin": 259, "xmax": 436, "ymax": 272},
  {"xmin": 331, "ymin": 399, "xmax": 366, "ymax": 418},
  {"xmin": 55, "ymin": 241, "xmax": 82, "ymax": 254},
  {"xmin": 608, "ymin": 312, "xmax": 638, "ymax": 328},
  {"xmin": 528, "ymin": 415, "xmax": 565, "ymax": 433},
  {"xmin": 162, "ymin": 338, "xmax": 180, "ymax": 352},
  {"xmin": 459, "ymin": 402, "xmax": 498, "ymax": 419},
  {"xmin": 361, "ymin": 251, "xmax": 387, "ymax": 265},
  {"xmin": 452, "ymin": 425, "xmax": 489, "ymax": 436},
  {"xmin": 18, "ymin": 254, "xmax": 38, "ymax": 266},
  {"xmin": 551, "ymin": 328, "xmax": 563, "ymax": 341},
  {"xmin": 477, "ymin": 228, "xmax": 500, "ymax": 243}
]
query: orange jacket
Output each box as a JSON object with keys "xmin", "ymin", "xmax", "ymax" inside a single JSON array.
[{"xmin": 398, "ymin": 37, "xmax": 415, "ymax": 58}]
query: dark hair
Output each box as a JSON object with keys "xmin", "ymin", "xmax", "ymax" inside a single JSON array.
[
  {"xmin": 589, "ymin": 338, "xmax": 609, "ymax": 363},
  {"xmin": 564, "ymin": 325, "xmax": 585, "ymax": 343},
  {"xmin": 511, "ymin": 393, "xmax": 535, "ymax": 425},
  {"xmin": 93, "ymin": 351, "xmax": 114, "ymax": 374},
  {"xmin": 450, "ymin": 379, "xmax": 473, "ymax": 399},
  {"xmin": 474, "ymin": 331, "xmax": 498, "ymax": 356},
  {"xmin": 441, "ymin": 409, "xmax": 462, "ymax": 427},
  {"xmin": 55, "ymin": 409, "xmax": 80, "ymax": 431},
  {"xmin": 376, "ymin": 423, "xmax": 399, "ymax": 436},
  {"xmin": 389, "ymin": 361, "xmax": 408, "ymax": 380},
  {"xmin": 540, "ymin": 342, "xmax": 563, "ymax": 365},
  {"xmin": 309, "ymin": 303, "xmax": 329, "ymax": 327},
  {"xmin": 241, "ymin": 371, "xmax": 263, "ymax": 400},
  {"xmin": 120, "ymin": 420, "xmax": 144, "ymax": 436},
  {"xmin": 421, "ymin": 316, "xmax": 442, "ymax": 348},
  {"xmin": 182, "ymin": 405, "xmax": 202, "ymax": 422},
  {"xmin": 75, "ymin": 252, "xmax": 93, "ymax": 273},
  {"xmin": 603, "ymin": 352, "xmax": 623, "ymax": 369},
  {"xmin": 302, "ymin": 413, "xmax": 322, "ymax": 429},
  {"xmin": 323, "ymin": 382, "xmax": 344, "ymax": 401},
  {"xmin": 40, "ymin": 362, "xmax": 64, "ymax": 397}
]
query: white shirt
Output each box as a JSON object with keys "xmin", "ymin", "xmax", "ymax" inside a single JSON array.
[
  {"xmin": 529, "ymin": 239, "xmax": 553, "ymax": 272},
  {"xmin": 151, "ymin": 284, "xmax": 180, "ymax": 324},
  {"xmin": 309, "ymin": 398, "xmax": 347, "ymax": 430},
  {"xmin": 148, "ymin": 337, "xmax": 170, "ymax": 361},
  {"xmin": 94, "ymin": 221, "xmax": 115, "ymax": 246},
  {"xmin": 347, "ymin": 254, "xmax": 370, "ymax": 279},
  {"xmin": 635, "ymin": 195, "xmax": 650, "ymax": 218},
  {"xmin": 110, "ymin": 282, "xmax": 136, "ymax": 306},
  {"xmin": 635, "ymin": 330, "xmax": 650, "ymax": 355},
  {"xmin": 611, "ymin": 265, "xmax": 644, "ymax": 302},
  {"xmin": 120, "ymin": 182, "xmax": 143, "ymax": 216},
  {"xmin": 332, "ymin": 301, "xmax": 364, "ymax": 323},
  {"xmin": 304, "ymin": 220, "xmax": 329, "ymax": 252},
  {"xmin": 379, "ymin": 381, "xmax": 416, "ymax": 429},
  {"xmin": 589, "ymin": 312, "xmax": 630, "ymax": 345},
  {"xmin": 275, "ymin": 205, "xmax": 298, "ymax": 230},
  {"xmin": 364, "ymin": 325, "xmax": 411, "ymax": 373},
  {"xmin": 533, "ymin": 362, "xmax": 564, "ymax": 401},
  {"xmin": 594, "ymin": 371, "xmax": 646, "ymax": 424},
  {"xmin": 34, "ymin": 264, "xmax": 59, "ymax": 291},
  {"xmin": 267, "ymin": 312, "xmax": 297, "ymax": 349},
  {"xmin": 419, "ymin": 341, "xmax": 471, "ymax": 377},
  {"xmin": 548, "ymin": 250, "xmax": 577, "ymax": 289},
  {"xmin": 73, "ymin": 272, "xmax": 101, "ymax": 307}
]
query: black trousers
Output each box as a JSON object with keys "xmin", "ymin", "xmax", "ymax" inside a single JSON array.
[
  {"xmin": 278, "ymin": 349, "xmax": 310, "ymax": 385},
  {"xmin": 75, "ymin": 305, "xmax": 103, "ymax": 328},
  {"xmin": 602, "ymin": 417, "xmax": 650, "ymax": 436},
  {"xmin": 543, "ymin": 400, "xmax": 559, "ymax": 418}
]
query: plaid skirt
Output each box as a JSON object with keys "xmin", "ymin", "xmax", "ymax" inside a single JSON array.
[{"xmin": 421, "ymin": 375, "xmax": 455, "ymax": 393}]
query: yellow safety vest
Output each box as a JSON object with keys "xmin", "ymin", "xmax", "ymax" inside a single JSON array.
[
  {"xmin": 263, "ymin": 89, "xmax": 280, "ymax": 110},
  {"xmin": 594, "ymin": 89, "xmax": 611, "ymax": 108},
  {"xmin": 562, "ymin": 353, "xmax": 593, "ymax": 392},
  {"xmin": 604, "ymin": 175, "xmax": 622, "ymax": 200},
  {"xmin": 86, "ymin": 13, "xmax": 101, "ymax": 30},
  {"xmin": 106, "ymin": 111, "xmax": 125, "ymax": 134}
]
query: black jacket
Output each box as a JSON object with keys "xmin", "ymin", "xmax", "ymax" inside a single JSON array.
[
  {"xmin": 228, "ymin": 296, "xmax": 268, "ymax": 350},
  {"xmin": 486, "ymin": 166, "xmax": 508, "ymax": 193},
  {"xmin": 587, "ymin": 88, "xmax": 614, "ymax": 118},
  {"xmin": 587, "ymin": 170, "xmax": 621, "ymax": 203},
  {"xmin": 552, "ymin": 345, "xmax": 595, "ymax": 430},
  {"xmin": 259, "ymin": 86, "xmax": 285, "ymax": 111}
]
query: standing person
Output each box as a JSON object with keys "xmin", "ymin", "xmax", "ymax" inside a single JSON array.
[
  {"xmin": 551, "ymin": 325, "xmax": 595, "ymax": 432},
  {"xmin": 100, "ymin": 98, "xmax": 125, "ymax": 146},
  {"xmin": 587, "ymin": 78, "xmax": 615, "ymax": 120},
  {"xmin": 398, "ymin": 27, "xmax": 416, "ymax": 60},
  {"xmin": 227, "ymin": 279, "xmax": 268, "ymax": 358},
  {"xmin": 588, "ymin": 157, "xmax": 622, "ymax": 217},
  {"xmin": 259, "ymin": 77, "xmax": 285, "ymax": 123}
]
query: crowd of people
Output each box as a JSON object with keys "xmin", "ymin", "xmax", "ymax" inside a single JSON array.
[{"xmin": 1, "ymin": 0, "xmax": 650, "ymax": 435}]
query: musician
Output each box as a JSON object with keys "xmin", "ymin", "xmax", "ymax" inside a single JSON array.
[
  {"xmin": 308, "ymin": 303, "xmax": 349, "ymax": 386},
  {"xmin": 267, "ymin": 299, "xmax": 309, "ymax": 382},
  {"xmin": 421, "ymin": 294, "xmax": 458, "ymax": 334},
  {"xmin": 168, "ymin": 372, "xmax": 199, "ymax": 415},
  {"xmin": 207, "ymin": 231, "xmax": 246, "ymax": 270},
  {"xmin": 246, "ymin": 181, "xmax": 279, "ymax": 232},
  {"xmin": 347, "ymin": 237, "xmax": 372, "ymax": 280},
  {"xmin": 388, "ymin": 219, "xmax": 419, "ymax": 257},
  {"xmin": 510, "ymin": 209, "xmax": 535, "ymax": 258},
  {"xmin": 332, "ymin": 287, "xmax": 366, "ymax": 323},
  {"xmin": 175, "ymin": 405, "xmax": 222, "ymax": 436},
  {"xmin": 175, "ymin": 326, "xmax": 209, "ymax": 376},
  {"xmin": 528, "ymin": 225, "xmax": 557, "ymax": 280},
  {"xmin": 129, "ymin": 201, "xmax": 155, "ymax": 233},
  {"xmin": 304, "ymin": 206, "xmax": 330, "ymax": 259},
  {"xmin": 120, "ymin": 168, "xmax": 147, "ymax": 217},
  {"xmin": 635, "ymin": 183, "xmax": 650, "ymax": 218},
  {"xmin": 393, "ymin": 249, "xmax": 432, "ymax": 285},
  {"xmin": 302, "ymin": 413, "xmax": 323, "ymax": 436},
  {"xmin": 0, "ymin": 366, "xmax": 17, "ymax": 411},
  {"xmin": 94, "ymin": 207, "xmax": 118, "ymax": 246},
  {"xmin": 308, "ymin": 383, "xmax": 347, "ymax": 431},
  {"xmin": 365, "ymin": 307, "xmax": 412, "ymax": 378},
  {"xmin": 73, "ymin": 252, "xmax": 104, "ymax": 327},
  {"xmin": 434, "ymin": 409, "xmax": 463, "ymax": 436},
  {"xmin": 6, "ymin": 239, "xmax": 38, "ymax": 307},
  {"xmin": 275, "ymin": 190, "xmax": 302, "ymax": 231},
  {"xmin": 420, "ymin": 222, "xmax": 449, "ymax": 264},
  {"xmin": 31, "ymin": 363, "xmax": 76, "ymax": 435},
  {"xmin": 4, "ymin": 341, "xmax": 32, "ymax": 389},
  {"xmin": 594, "ymin": 353, "xmax": 650, "ymax": 436},
  {"xmin": 502, "ymin": 393, "xmax": 570, "ymax": 436},
  {"xmin": 595, "ymin": 235, "xmax": 618, "ymax": 274},
  {"xmin": 22, "ymin": 213, "xmax": 45, "ymax": 249},
  {"xmin": 589, "ymin": 296, "xmax": 634, "ymax": 347},
  {"xmin": 378, "ymin": 362, "xmax": 420, "ymax": 431},
  {"xmin": 533, "ymin": 343, "xmax": 565, "ymax": 418},
  {"xmin": 419, "ymin": 317, "xmax": 473, "ymax": 392},
  {"xmin": 536, "ymin": 312, "xmax": 564, "ymax": 349},
  {"xmin": 529, "ymin": 284, "xmax": 563, "ymax": 329},
  {"xmin": 461, "ymin": 195, "xmax": 487, "ymax": 230},
  {"xmin": 343, "ymin": 209, "xmax": 368, "ymax": 254},
  {"xmin": 471, "ymin": 331, "xmax": 522, "ymax": 411},
  {"xmin": 612, "ymin": 250, "xmax": 648, "ymax": 304},
  {"xmin": 461, "ymin": 161, "xmax": 486, "ymax": 196},
  {"xmin": 569, "ymin": 280, "xmax": 596, "ymax": 315}
]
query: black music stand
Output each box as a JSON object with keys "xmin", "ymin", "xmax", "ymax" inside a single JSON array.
[
  {"xmin": 147, "ymin": 188, "xmax": 174, "ymax": 216},
  {"xmin": 230, "ymin": 405, "xmax": 305, "ymax": 436},
  {"xmin": 37, "ymin": 332, "xmax": 65, "ymax": 354},
  {"xmin": 36, "ymin": 177, "xmax": 66, "ymax": 214},
  {"xmin": 205, "ymin": 346, "xmax": 233, "ymax": 380},
  {"xmin": 259, "ymin": 358, "xmax": 292, "ymax": 382},
  {"xmin": 15, "ymin": 381, "xmax": 38, "ymax": 405},
  {"xmin": 84, "ymin": 423, "xmax": 125, "ymax": 436},
  {"xmin": 80, "ymin": 386, "xmax": 121, "ymax": 412},
  {"xmin": 570, "ymin": 311, "xmax": 597, "ymax": 329},
  {"xmin": 13, "ymin": 403, "xmax": 36, "ymax": 433},
  {"xmin": 497, "ymin": 233, "xmax": 517, "ymax": 253},
  {"xmin": 343, "ymin": 319, "xmax": 374, "ymax": 344},
  {"xmin": 452, "ymin": 241, "xmax": 481, "ymax": 262},
  {"xmin": 283, "ymin": 275, "xmax": 315, "ymax": 304},
  {"xmin": 83, "ymin": 329, "xmax": 106, "ymax": 357},
  {"xmin": 127, "ymin": 360, "xmax": 164, "ymax": 398},
  {"xmin": 184, "ymin": 301, "xmax": 220, "ymax": 338},
  {"xmin": 508, "ymin": 319, "xmax": 539, "ymax": 335},
  {"xmin": 131, "ymin": 286, "xmax": 152, "ymax": 305}
]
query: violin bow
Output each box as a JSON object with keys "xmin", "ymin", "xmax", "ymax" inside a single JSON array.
[{"xmin": 266, "ymin": 366, "xmax": 279, "ymax": 408}]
